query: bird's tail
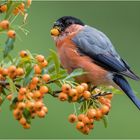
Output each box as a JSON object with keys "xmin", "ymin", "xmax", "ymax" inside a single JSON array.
[{"xmin": 113, "ymin": 74, "xmax": 140, "ymax": 110}]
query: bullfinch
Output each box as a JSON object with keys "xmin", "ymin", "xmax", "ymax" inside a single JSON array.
[{"xmin": 51, "ymin": 16, "xmax": 140, "ymax": 110}]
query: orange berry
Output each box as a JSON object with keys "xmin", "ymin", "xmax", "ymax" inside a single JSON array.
[
  {"xmin": 76, "ymin": 85, "xmax": 84, "ymax": 94},
  {"xmin": 58, "ymin": 92, "xmax": 68, "ymax": 101},
  {"xmin": 88, "ymin": 124, "xmax": 94, "ymax": 129},
  {"xmin": 62, "ymin": 84, "xmax": 71, "ymax": 94},
  {"xmin": 13, "ymin": 8, "xmax": 19, "ymax": 15},
  {"xmin": 19, "ymin": 87, "xmax": 26, "ymax": 95},
  {"xmin": 40, "ymin": 60, "xmax": 48, "ymax": 68},
  {"xmin": 78, "ymin": 114, "xmax": 85, "ymax": 121},
  {"xmin": 8, "ymin": 65, "xmax": 16, "ymax": 73},
  {"xmin": 16, "ymin": 68, "xmax": 24, "ymax": 76},
  {"xmin": 26, "ymin": 92, "xmax": 33, "ymax": 99},
  {"xmin": 105, "ymin": 93, "xmax": 113, "ymax": 100},
  {"xmin": 36, "ymin": 55, "xmax": 45, "ymax": 62},
  {"xmin": 82, "ymin": 116, "xmax": 90, "ymax": 125},
  {"xmin": 42, "ymin": 106, "xmax": 48, "ymax": 114},
  {"xmin": 18, "ymin": 94, "xmax": 25, "ymax": 101},
  {"xmin": 87, "ymin": 108, "xmax": 96, "ymax": 119},
  {"xmin": 39, "ymin": 86, "xmax": 49, "ymax": 94},
  {"xmin": 33, "ymin": 90, "xmax": 42, "ymax": 100},
  {"xmin": 71, "ymin": 95, "xmax": 78, "ymax": 102},
  {"xmin": 95, "ymin": 109, "xmax": 103, "ymax": 120},
  {"xmin": 31, "ymin": 77, "xmax": 39, "ymax": 85},
  {"xmin": 27, "ymin": 0, "xmax": 32, "ymax": 8},
  {"xmin": 0, "ymin": 20, "xmax": 9, "ymax": 30},
  {"xmin": 82, "ymin": 126, "xmax": 90, "ymax": 135},
  {"xmin": 34, "ymin": 64, "xmax": 42, "ymax": 74},
  {"xmin": 29, "ymin": 83, "xmax": 36, "ymax": 90},
  {"xmin": 76, "ymin": 121, "xmax": 84, "ymax": 130},
  {"xmin": 68, "ymin": 114, "xmax": 77, "ymax": 123},
  {"xmin": 0, "ymin": 4, "xmax": 7, "ymax": 12},
  {"xmin": 18, "ymin": 3, "xmax": 25, "ymax": 11},
  {"xmin": 83, "ymin": 91, "xmax": 91, "ymax": 100},
  {"xmin": 69, "ymin": 89, "xmax": 77, "ymax": 97},
  {"xmin": 101, "ymin": 105, "xmax": 110, "ymax": 115},
  {"xmin": 19, "ymin": 117, "xmax": 26, "ymax": 125},
  {"xmin": 23, "ymin": 123, "xmax": 30, "ymax": 129},
  {"xmin": 34, "ymin": 101, "xmax": 43, "ymax": 111},
  {"xmin": 17, "ymin": 102, "xmax": 25, "ymax": 110},
  {"xmin": 20, "ymin": 50, "xmax": 28, "ymax": 58},
  {"xmin": 37, "ymin": 110, "xmax": 46, "ymax": 118},
  {"xmin": 6, "ymin": 94, "xmax": 13, "ymax": 101},
  {"xmin": 13, "ymin": 109, "xmax": 22, "ymax": 120},
  {"xmin": 42, "ymin": 74, "xmax": 50, "ymax": 83},
  {"xmin": 81, "ymin": 83, "xmax": 88, "ymax": 91},
  {"xmin": 7, "ymin": 30, "xmax": 16, "ymax": 38},
  {"xmin": 2, "ymin": 68, "xmax": 8, "ymax": 76},
  {"xmin": 26, "ymin": 101, "xmax": 35, "ymax": 110}
]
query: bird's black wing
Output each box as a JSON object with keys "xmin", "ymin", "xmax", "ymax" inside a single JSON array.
[{"xmin": 72, "ymin": 25, "xmax": 140, "ymax": 80}]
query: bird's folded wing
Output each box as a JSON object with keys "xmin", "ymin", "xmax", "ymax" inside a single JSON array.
[{"xmin": 72, "ymin": 25, "xmax": 140, "ymax": 80}]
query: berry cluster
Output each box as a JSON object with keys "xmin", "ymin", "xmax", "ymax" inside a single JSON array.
[{"xmin": 68, "ymin": 93, "xmax": 113, "ymax": 135}]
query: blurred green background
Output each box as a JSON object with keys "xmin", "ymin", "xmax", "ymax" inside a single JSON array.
[{"xmin": 0, "ymin": 1, "xmax": 140, "ymax": 139}]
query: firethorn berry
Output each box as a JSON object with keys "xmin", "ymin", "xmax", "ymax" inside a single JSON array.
[
  {"xmin": 82, "ymin": 116, "xmax": 90, "ymax": 126},
  {"xmin": 18, "ymin": 94, "xmax": 25, "ymax": 101},
  {"xmin": 34, "ymin": 101, "xmax": 43, "ymax": 111},
  {"xmin": 95, "ymin": 109, "xmax": 103, "ymax": 120},
  {"xmin": 29, "ymin": 83, "xmax": 36, "ymax": 90},
  {"xmin": 82, "ymin": 126, "xmax": 90, "ymax": 135},
  {"xmin": 37, "ymin": 110, "xmax": 46, "ymax": 118},
  {"xmin": 16, "ymin": 68, "xmax": 24, "ymax": 76},
  {"xmin": 20, "ymin": 50, "xmax": 28, "ymax": 58},
  {"xmin": 42, "ymin": 74, "xmax": 50, "ymax": 83},
  {"xmin": 42, "ymin": 106, "xmax": 48, "ymax": 114},
  {"xmin": 78, "ymin": 114, "xmax": 85, "ymax": 121},
  {"xmin": 76, "ymin": 85, "xmax": 84, "ymax": 94},
  {"xmin": 68, "ymin": 114, "xmax": 77, "ymax": 123},
  {"xmin": 23, "ymin": 123, "xmax": 30, "ymax": 129},
  {"xmin": 13, "ymin": 109, "xmax": 22, "ymax": 120},
  {"xmin": 101, "ymin": 105, "xmax": 110, "ymax": 115},
  {"xmin": 26, "ymin": 101, "xmax": 35, "ymax": 110},
  {"xmin": 76, "ymin": 121, "xmax": 84, "ymax": 130},
  {"xmin": 87, "ymin": 108, "xmax": 96, "ymax": 119},
  {"xmin": 0, "ymin": 4, "xmax": 7, "ymax": 13},
  {"xmin": 50, "ymin": 28, "xmax": 60, "ymax": 36},
  {"xmin": 17, "ymin": 102, "xmax": 26, "ymax": 110},
  {"xmin": 0, "ymin": 20, "xmax": 9, "ymax": 30},
  {"xmin": 34, "ymin": 64, "xmax": 42, "ymax": 74},
  {"xmin": 58, "ymin": 92, "xmax": 68, "ymax": 101},
  {"xmin": 40, "ymin": 60, "xmax": 48, "ymax": 68},
  {"xmin": 39, "ymin": 86, "xmax": 49, "ymax": 94},
  {"xmin": 62, "ymin": 84, "xmax": 71, "ymax": 94},
  {"xmin": 105, "ymin": 94, "xmax": 113, "ymax": 100},
  {"xmin": 81, "ymin": 83, "xmax": 88, "ymax": 91},
  {"xmin": 7, "ymin": 30, "xmax": 16, "ymax": 38},
  {"xmin": 71, "ymin": 96, "xmax": 78, "ymax": 102},
  {"xmin": 33, "ymin": 91, "xmax": 42, "ymax": 100},
  {"xmin": 88, "ymin": 124, "xmax": 94, "ymax": 129},
  {"xmin": 27, "ymin": 0, "xmax": 32, "ymax": 8},
  {"xmin": 26, "ymin": 92, "xmax": 33, "ymax": 99},
  {"xmin": 19, "ymin": 117, "xmax": 26, "ymax": 125},
  {"xmin": 8, "ymin": 65, "xmax": 16, "ymax": 73},
  {"xmin": 2, "ymin": 68, "xmax": 8, "ymax": 76},
  {"xmin": 31, "ymin": 77, "xmax": 39, "ymax": 85},
  {"xmin": 83, "ymin": 91, "xmax": 91, "ymax": 100},
  {"xmin": 69, "ymin": 89, "xmax": 77, "ymax": 97},
  {"xmin": 18, "ymin": 3, "xmax": 25, "ymax": 12},
  {"xmin": 36, "ymin": 55, "xmax": 45, "ymax": 62},
  {"xmin": 19, "ymin": 87, "xmax": 26, "ymax": 95},
  {"xmin": 6, "ymin": 94, "xmax": 13, "ymax": 101}
]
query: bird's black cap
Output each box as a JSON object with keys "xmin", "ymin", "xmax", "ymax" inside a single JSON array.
[{"xmin": 53, "ymin": 16, "xmax": 85, "ymax": 31}]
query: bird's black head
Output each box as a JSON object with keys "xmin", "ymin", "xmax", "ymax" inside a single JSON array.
[{"xmin": 51, "ymin": 16, "xmax": 85, "ymax": 36}]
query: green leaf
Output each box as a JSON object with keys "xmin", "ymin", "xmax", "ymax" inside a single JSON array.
[
  {"xmin": 50, "ymin": 49, "xmax": 60, "ymax": 74},
  {"xmin": 7, "ymin": 77, "xmax": 18, "ymax": 102},
  {"xmin": 102, "ymin": 115, "xmax": 108, "ymax": 128},
  {"xmin": 3, "ymin": 38, "xmax": 15, "ymax": 58},
  {"xmin": 10, "ymin": 97, "xmax": 18, "ymax": 110},
  {"xmin": 23, "ymin": 108, "xmax": 31, "ymax": 124},
  {"xmin": 23, "ymin": 66, "xmax": 34, "ymax": 86},
  {"xmin": 64, "ymin": 68, "xmax": 87, "ymax": 80}
]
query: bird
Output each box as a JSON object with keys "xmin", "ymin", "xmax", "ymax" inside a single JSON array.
[{"xmin": 50, "ymin": 16, "xmax": 140, "ymax": 110}]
